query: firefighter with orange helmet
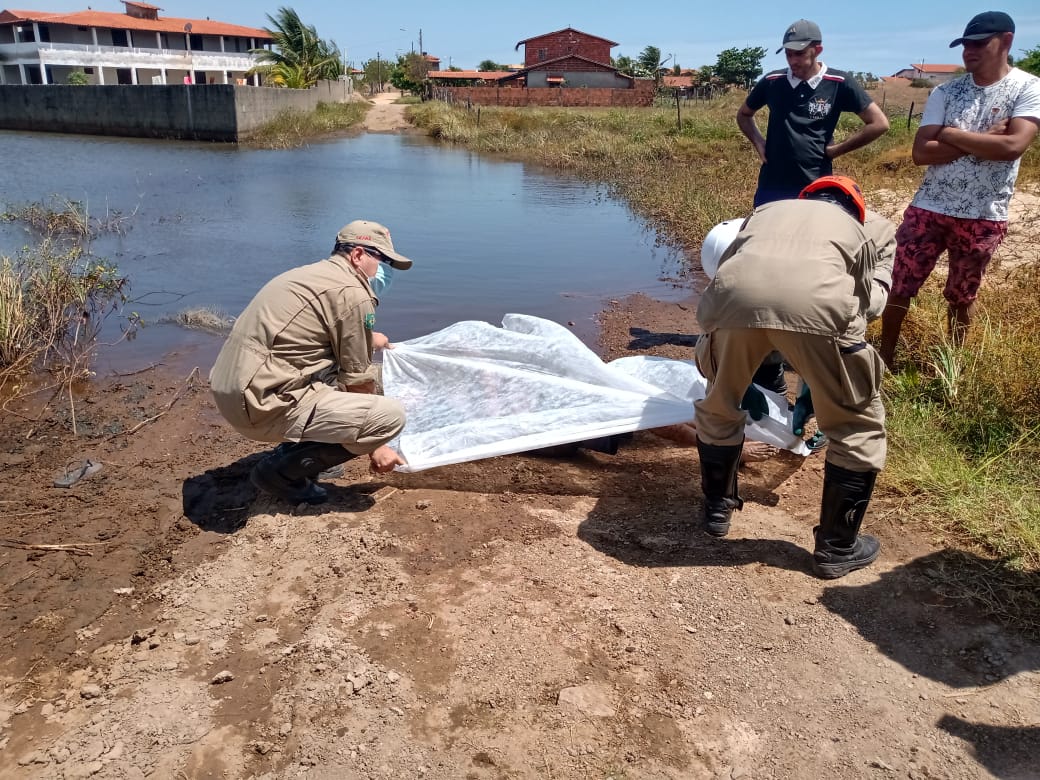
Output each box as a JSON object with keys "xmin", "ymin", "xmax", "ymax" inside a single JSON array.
[{"xmin": 693, "ymin": 176, "xmax": 895, "ymax": 579}]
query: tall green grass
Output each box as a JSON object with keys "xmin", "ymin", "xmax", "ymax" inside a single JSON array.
[
  {"xmin": 878, "ymin": 265, "xmax": 1040, "ymax": 570},
  {"xmin": 0, "ymin": 200, "xmax": 129, "ymax": 398},
  {"xmin": 242, "ymin": 100, "xmax": 368, "ymax": 149}
]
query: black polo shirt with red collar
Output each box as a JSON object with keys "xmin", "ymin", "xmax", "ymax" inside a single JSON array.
[{"xmin": 746, "ymin": 66, "xmax": 872, "ymax": 194}]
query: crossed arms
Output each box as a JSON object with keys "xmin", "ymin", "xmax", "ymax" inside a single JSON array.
[{"xmin": 912, "ymin": 116, "xmax": 1040, "ymax": 165}]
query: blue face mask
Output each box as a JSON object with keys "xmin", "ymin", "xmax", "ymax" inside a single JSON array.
[{"xmin": 370, "ymin": 262, "xmax": 394, "ymax": 297}]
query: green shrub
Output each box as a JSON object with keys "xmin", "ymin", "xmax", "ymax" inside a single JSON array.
[
  {"xmin": 242, "ymin": 100, "xmax": 367, "ymax": 149},
  {"xmin": 0, "ymin": 199, "xmax": 129, "ymax": 394}
]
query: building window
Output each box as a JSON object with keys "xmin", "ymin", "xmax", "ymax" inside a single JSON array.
[
  {"xmin": 111, "ymin": 29, "xmax": 128, "ymax": 47},
  {"xmin": 38, "ymin": 25, "xmax": 50, "ymax": 43},
  {"xmin": 16, "ymin": 25, "xmax": 36, "ymax": 43},
  {"xmin": 190, "ymin": 34, "xmax": 203, "ymax": 51},
  {"xmin": 84, "ymin": 67, "xmax": 94, "ymax": 74},
  {"xmin": 537, "ymin": 48, "xmax": 547, "ymax": 62}
]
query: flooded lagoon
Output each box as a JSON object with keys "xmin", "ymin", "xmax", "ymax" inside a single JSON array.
[{"xmin": 1, "ymin": 130, "xmax": 691, "ymax": 372}]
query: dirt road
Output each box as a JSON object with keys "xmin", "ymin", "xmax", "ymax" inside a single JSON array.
[
  {"xmin": 1, "ymin": 109, "xmax": 1038, "ymax": 780},
  {"xmin": 361, "ymin": 90, "xmax": 412, "ymax": 133}
]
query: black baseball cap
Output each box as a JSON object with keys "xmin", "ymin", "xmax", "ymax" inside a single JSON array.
[{"xmin": 949, "ymin": 11, "xmax": 1015, "ymax": 47}]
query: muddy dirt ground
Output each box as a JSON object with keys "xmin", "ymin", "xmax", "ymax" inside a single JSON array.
[
  {"xmin": 1, "ymin": 94, "xmax": 1039, "ymax": 779},
  {"xmin": 2, "ymin": 287, "xmax": 1038, "ymax": 780}
]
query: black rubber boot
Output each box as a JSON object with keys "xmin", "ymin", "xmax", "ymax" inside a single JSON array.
[
  {"xmin": 752, "ymin": 358, "xmax": 788, "ymax": 396},
  {"xmin": 696, "ymin": 438, "xmax": 744, "ymax": 537},
  {"xmin": 272, "ymin": 442, "xmax": 347, "ymax": 479},
  {"xmin": 812, "ymin": 462, "xmax": 881, "ymax": 579},
  {"xmin": 251, "ymin": 442, "xmax": 354, "ymax": 505}
]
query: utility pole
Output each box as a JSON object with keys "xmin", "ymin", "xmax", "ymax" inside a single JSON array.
[
  {"xmin": 376, "ymin": 51, "xmax": 382, "ymax": 92},
  {"xmin": 419, "ymin": 28, "xmax": 423, "ymax": 55}
]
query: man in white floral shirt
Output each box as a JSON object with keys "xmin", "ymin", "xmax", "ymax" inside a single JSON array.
[{"xmin": 880, "ymin": 11, "xmax": 1040, "ymax": 367}]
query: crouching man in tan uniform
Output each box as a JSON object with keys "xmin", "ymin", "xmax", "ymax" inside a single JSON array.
[
  {"xmin": 210, "ymin": 220, "xmax": 412, "ymax": 505},
  {"xmin": 694, "ymin": 176, "xmax": 893, "ymax": 578}
]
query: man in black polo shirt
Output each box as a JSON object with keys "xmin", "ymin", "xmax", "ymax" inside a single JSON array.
[{"xmin": 737, "ymin": 19, "xmax": 890, "ymax": 207}]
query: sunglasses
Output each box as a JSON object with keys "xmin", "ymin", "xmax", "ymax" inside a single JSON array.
[
  {"xmin": 962, "ymin": 36, "xmax": 997, "ymax": 48},
  {"xmin": 361, "ymin": 247, "xmax": 394, "ymax": 265}
]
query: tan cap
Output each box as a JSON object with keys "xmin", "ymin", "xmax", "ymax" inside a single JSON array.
[{"xmin": 336, "ymin": 220, "xmax": 413, "ymax": 270}]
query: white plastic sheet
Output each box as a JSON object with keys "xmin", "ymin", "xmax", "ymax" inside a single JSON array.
[{"xmin": 382, "ymin": 314, "xmax": 808, "ymax": 472}]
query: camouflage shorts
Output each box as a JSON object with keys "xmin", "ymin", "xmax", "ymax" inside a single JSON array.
[{"xmin": 891, "ymin": 205, "xmax": 1008, "ymax": 305}]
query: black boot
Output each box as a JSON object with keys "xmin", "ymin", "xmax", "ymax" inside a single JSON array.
[
  {"xmin": 697, "ymin": 438, "xmax": 743, "ymax": 537},
  {"xmin": 272, "ymin": 442, "xmax": 347, "ymax": 479},
  {"xmin": 752, "ymin": 358, "xmax": 788, "ymax": 396},
  {"xmin": 251, "ymin": 442, "xmax": 354, "ymax": 505},
  {"xmin": 812, "ymin": 462, "xmax": 881, "ymax": 578}
]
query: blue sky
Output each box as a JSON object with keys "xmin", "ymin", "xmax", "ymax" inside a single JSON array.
[{"xmin": 20, "ymin": 1, "xmax": 1040, "ymax": 77}]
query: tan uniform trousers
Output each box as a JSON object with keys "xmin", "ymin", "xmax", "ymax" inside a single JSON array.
[
  {"xmin": 695, "ymin": 328, "xmax": 886, "ymax": 472},
  {"xmin": 228, "ymin": 382, "xmax": 406, "ymax": 456}
]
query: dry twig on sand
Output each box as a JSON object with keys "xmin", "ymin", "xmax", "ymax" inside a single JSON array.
[
  {"xmin": 0, "ymin": 538, "xmax": 105, "ymax": 556},
  {"xmin": 109, "ymin": 362, "xmax": 164, "ymax": 378},
  {"xmin": 105, "ymin": 367, "xmax": 201, "ymax": 441}
]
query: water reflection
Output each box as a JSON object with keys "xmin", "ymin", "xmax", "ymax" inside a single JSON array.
[{"xmin": 1, "ymin": 131, "xmax": 690, "ymax": 372}]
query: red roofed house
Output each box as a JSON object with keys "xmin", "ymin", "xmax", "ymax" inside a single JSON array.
[
  {"xmin": 0, "ymin": 1, "xmax": 273, "ymax": 85},
  {"xmin": 427, "ymin": 69, "xmax": 512, "ymax": 86},
  {"xmin": 891, "ymin": 63, "xmax": 963, "ymax": 84},
  {"xmin": 505, "ymin": 27, "xmax": 638, "ymax": 89},
  {"xmin": 662, "ymin": 73, "xmax": 694, "ymax": 93}
]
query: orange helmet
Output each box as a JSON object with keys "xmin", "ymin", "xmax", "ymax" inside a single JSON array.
[{"xmin": 798, "ymin": 175, "xmax": 866, "ymax": 223}]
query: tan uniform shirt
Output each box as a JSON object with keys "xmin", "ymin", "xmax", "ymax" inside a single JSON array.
[
  {"xmin": 210, "ymin": 254, "xmax": 380, "ymax": 440},
  {"xmin": 863, "ymin": 209, "xmax": 895, "ymax": 321},
  {"xmin": 697, "ymin": 199, "xmax": 879, "ymax": 342}
]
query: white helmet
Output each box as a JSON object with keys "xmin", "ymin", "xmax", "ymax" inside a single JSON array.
[{"xmin": 700, "ymin": 218, "xmax": 743, "ymax": 280}]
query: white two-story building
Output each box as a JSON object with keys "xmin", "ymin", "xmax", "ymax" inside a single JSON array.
[{"xmin": 0, "ymin": 1, "xmax": 272, "ymax": 86}]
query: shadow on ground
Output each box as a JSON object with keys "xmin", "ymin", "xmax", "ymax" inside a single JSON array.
[
  {"xmin": 626, "ymin": 327, "xmax": 700, "ymax": 351},
  {"xmin": 937, "ymin": 715, "xmax": 1040, "ymax": 780},
  {"xmin": 181, "ymin": 452, "xmax": 376, "ymax": 532},
  {"xmin": 820, "ymin": 549, "xmax": 1040, "ymax": 687}
]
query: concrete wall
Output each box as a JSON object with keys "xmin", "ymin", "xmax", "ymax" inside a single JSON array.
[
  {"xmin": 234, "ymin": 80, "xmax": 355, "ymax": 136},
  {"xmin": 0, "ymin": 79, "xmax": 354, "ymax": 141},
  {"xmin": 436, "ymin": 82, "xmax": 656, "ymax": 108}
]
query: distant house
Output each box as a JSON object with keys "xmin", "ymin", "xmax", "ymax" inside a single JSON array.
[
  {"xmin": 662, "ymin": 73, "xmax": 694, "ymax": 93},
  {"xmin": 427, "ymin": 69, "xmax": 512, "ymax": 86},
  {"xmin": 505, "ymin": 26, "xmax": 638, "ymax": 89},
  {"xmin": 891, "ymin": 64, "xmax": 963, "ymax": 84},
  {"xmin": 0, "ymin": 1, "xmax": 272, "ymax": 85}
]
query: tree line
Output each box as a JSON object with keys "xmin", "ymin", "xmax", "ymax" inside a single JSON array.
[{"xmin": 249, "ymin": 9, "xmax": 1040, "ymax": 93}]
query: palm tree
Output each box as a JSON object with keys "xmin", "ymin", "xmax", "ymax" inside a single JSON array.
[
  {"xmin": 637, "ymin": 46, "xmax": 663, "ymax": 76},
  {"xmin": 249, "ymin": 7, "xmax": 343, "ymax": 88}
]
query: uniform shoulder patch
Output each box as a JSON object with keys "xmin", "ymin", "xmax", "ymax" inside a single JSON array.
[{"xmin": 364, "ymin": 312, "xmax": 376, "ymax": 330}]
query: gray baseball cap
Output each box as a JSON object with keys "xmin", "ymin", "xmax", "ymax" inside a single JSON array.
[{"xmin": 777, "ymin": 19, "xmax": 822, "ymax": 53}]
